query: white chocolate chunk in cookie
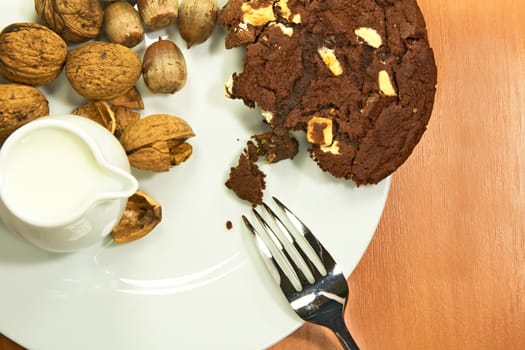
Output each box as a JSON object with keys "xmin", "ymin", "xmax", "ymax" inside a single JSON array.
[
  {"xmin": 317, "ymin": 47, "xmax": 343, "ymax": 76},
  {"xmin": 270, "ymin": 22, "xmax": 294, "ymax": 37},
  {"xmin": 378, "ymin": 70, "xmax": 397, "ymax": 96},
  {"xmin": 276, "ymin": 0, "xmax": 302, "ymax": 24},
  {"xmin": 355, "ymin": 27, "xmax": 383, "ymax": 48},
  {"xmin": 320, "ymin": 140, "xmax": 341, "ymax": 155},
  {"xmin": 224, "ymin": 75, "xmax": 234, "ymax": 98},
  {"xmin": 261, "ymin": 109, "xmax": 274, "ymax": 123},
  {"xmin": 290, "ymin": 14, "xmax": 301, "ymax": 24},
  {"xmin": 307, "ymin": 116, "xmax": 333, "ymax": 146},
  {"xmin": 241, "ymin": 3, "xmax": 276, "ymax": 26},
  {"xmin": 237, "ymin": 22, "xmax": 249, "ymax": 32}
]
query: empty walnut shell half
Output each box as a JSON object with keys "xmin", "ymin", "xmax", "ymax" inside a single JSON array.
[
  {"xmin": 112, "ymin": 190, "xmax": 162, "ymax": 243},
  {"xmin": 35, "ymin": 0, "xmax": 104, "ymax": 43},
  {"xmin": 110, "ymin": 86, "xmax": 144, "ymax": 110},
  {"xmin": 120, "ymin": 114, "xmax": 195, "ymax": 172},
  {"xmin": 112, "ymin": 106, "xmax": 141, "ymax": 138},
  {"xmin": 0, "ymin": 23, "xmax": 67, "ymax": 86},
  {"xmin": 72, "ymin": 101, "xmax": 116, "ymax": 134}
]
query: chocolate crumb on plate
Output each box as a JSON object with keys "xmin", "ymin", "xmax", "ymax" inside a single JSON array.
[
  {"xmin": 226, "ymin": 152, "xmax": 266, "ymax": 206},
  {"xmin": 225, "ymin": 131, "xmax": 298, "ymax": 206}
]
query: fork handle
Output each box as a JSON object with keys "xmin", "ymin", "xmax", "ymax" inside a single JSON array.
[{"xmin": 332, "ymin": 316, "xmax": 360, "ymax": 350}]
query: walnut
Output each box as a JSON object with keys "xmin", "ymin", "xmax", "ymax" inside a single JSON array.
[
  {"xmin": 0, "ymin": 83, "xmax": 49, "ymax": 144},
  {"xmin": 120, "ymin": 114, "xmax": 195, "ymax": 172},
  {"xmin": 34, "ymin": 0, "xmax": 104, "ymax": 43},
  {"xmin": 0, "ymin": 23, "xmax": 67, "ymax": 86},
  {"xmin": 65, "ymin": 41, "xmax": 142, "ymax": 100}
]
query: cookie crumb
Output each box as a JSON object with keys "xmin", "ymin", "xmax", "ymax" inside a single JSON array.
[
  {"xmin": 225, "ymin": 131, "xmax": 298, "ymax": 206},
  {"xmin": 225, "ymin": 152, "xmax": 266, "ymax": 207},
  {"xmin": 226, "ymin": 220, "xmax": 233, "ymax": 230}
]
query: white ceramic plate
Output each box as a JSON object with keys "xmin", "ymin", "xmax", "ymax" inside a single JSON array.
[{"xmin": 0, "ymin": 2, "xmax": 390, "ymax": 349}]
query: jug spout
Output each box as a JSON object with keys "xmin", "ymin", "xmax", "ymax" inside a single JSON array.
[{"xmin": 99, "ymin": 166, "xmax": 139, "ymax": 201}]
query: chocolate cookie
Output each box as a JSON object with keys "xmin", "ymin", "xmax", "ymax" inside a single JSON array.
[{"xmin": 220, "ymin": 0, "xmax": 437, "ymax": 185}]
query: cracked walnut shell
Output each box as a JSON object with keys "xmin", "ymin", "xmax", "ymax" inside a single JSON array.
[
  {"xmin": 112, "ymin": 190, "xmax": 162, "ymax": 243},
  {"xmin": 120, "ymin": 114, "xmax": 195, "ymax": 172},
  {"xmin": 73, "ymin": 101, "xmax": 116, "ymax": 134},
  {"xmin": 35, "ymin": 0, "xmax": 104, "ymax": 43},
  {"xmin": 65, "ymin": 41, "xmax": 142, "ymax": 100},
  {"xmin": 0, "ymin": 22, "xmax": 67, "ymax": 86}
]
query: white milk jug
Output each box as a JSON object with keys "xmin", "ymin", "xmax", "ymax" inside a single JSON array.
[{"xmin": 0, "ymin": 115, "xmax": 138, "ymax": 252}]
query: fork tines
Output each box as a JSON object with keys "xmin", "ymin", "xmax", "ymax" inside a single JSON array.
[{"xmin": 242, "ymin": 197, "xmax": 334, "ymax": 293}]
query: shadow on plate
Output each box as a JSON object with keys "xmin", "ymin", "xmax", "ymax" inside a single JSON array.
[{"xmin": 0, "ymin": 220, "xmax": 66, "ymax": 264}]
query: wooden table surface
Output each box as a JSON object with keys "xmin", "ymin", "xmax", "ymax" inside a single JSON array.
[{"xmin": 2, "ymin": 0, "xmax": 524, "ymax": 349}]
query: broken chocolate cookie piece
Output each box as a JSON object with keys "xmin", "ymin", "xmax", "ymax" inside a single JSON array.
[
  {"xmin": 252, "ymin": 130, "xmax": 298, "ymax": 163},
  {"xmin": 225, "ymin": 130, "xmax": 298, "ymax": 206},
  {"xmin": 220, "ymin": 0, "xmax": 438, "ymax": 185},
  {"xmin": 226, "ymin": 152, "xmax": 266, "ymax": 206}
]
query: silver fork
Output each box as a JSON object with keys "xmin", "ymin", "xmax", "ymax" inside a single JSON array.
[{"xmin": 242, "ymin": 197, "xmax": 360, "ymax": 350}]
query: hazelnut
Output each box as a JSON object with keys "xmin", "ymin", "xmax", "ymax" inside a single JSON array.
[
  {"xmin": 178, "ymin": 0, "xmax": 219, "ymax": 48},
  {"xmin": 136, "ymin": 0, "xmax": 178, "ymax": 30},
  {"xmin": 142, "ymin": 38, "xmax": 187, "ymax": 94},
  {"xmin": 104, "ymin": 1, "xmax": 145, "ymax": 48}
]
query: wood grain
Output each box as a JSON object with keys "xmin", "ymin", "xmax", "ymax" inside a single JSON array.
[
  {"xmin": 270, "ymin": 0, "xmax": 525, "ymax": 349},
  {"xmin": 2, "ymin": 0, "xmax": 524, "ymax": 349}
]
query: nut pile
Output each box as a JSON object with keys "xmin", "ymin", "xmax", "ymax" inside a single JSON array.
[{"xmin": 0, "ymin": 0, "xmax": 219, "ymax": 244}]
